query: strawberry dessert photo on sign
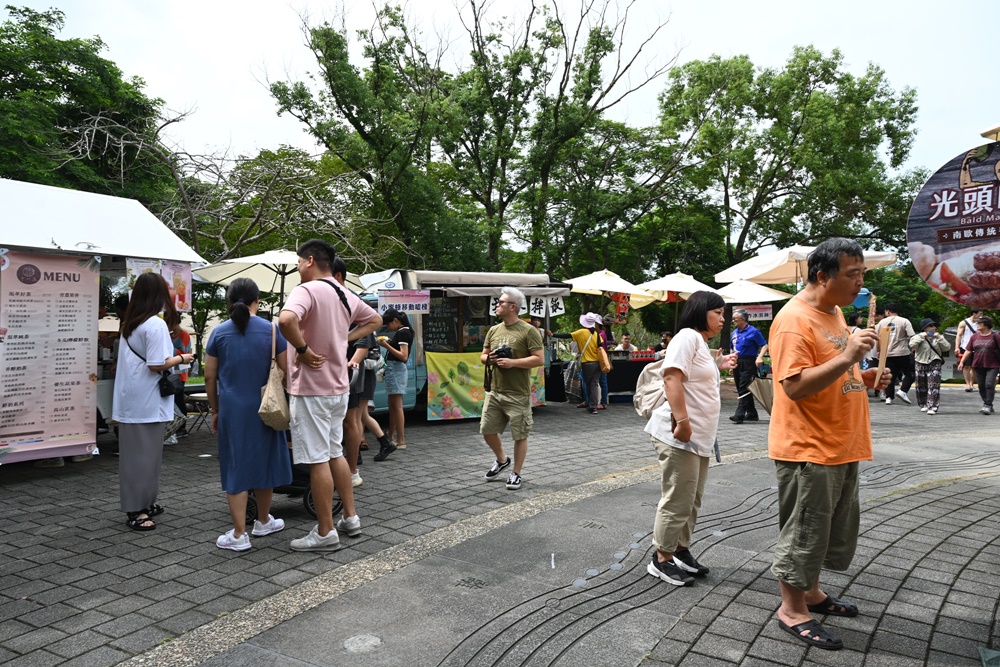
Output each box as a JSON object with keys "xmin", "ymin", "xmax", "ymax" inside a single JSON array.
[{"xmin": 908, "ymin": 142, "xmax": 1000, "ymax": 309}]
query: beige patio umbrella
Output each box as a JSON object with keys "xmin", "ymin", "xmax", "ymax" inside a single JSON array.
[
  {"xmin": 564, "ymin": 269, "xmax": 655, "ymax": 307},
  {"xmin": 716, "ymin": 279, "xmax": 793, "ymax": 304},
  {"xmin": 636, "ymin": 272, "xmax": 715, "ymax": 303},
  {"xmin": 197, "ymin": 250, "xmax": 364, "ymax": 304},
  {"xmin": 714, "ymin": 244, "xmax": 897, "ymax": 285}
]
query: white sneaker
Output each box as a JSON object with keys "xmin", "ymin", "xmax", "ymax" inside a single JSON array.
[
  {"xmin": 351, "ymin": 472, "xmax": 363, "ymax": 487},
  {"xmin": 216, "ymin": 530, "xmax": 251, "ymax": 551},
  {"xmin": 981, "ymin": 406, "xmax": 992, "ymax": 415},
  {"xmin": 919, "ymin": 406, "xmax": 928, "ymax": 412},
  {"xmin": 927, "ymin": 408, "xmax": 937, "ymax": 415},
  {"xmin": 164, "ymin": 434, "xmax": 178, "ymax": 445},
  {"xmin": 336, "ymin": 514, "xmax": 362, "ymax": 537},
  {"xmin": 885, "ymin": 398, "xmax": 893, "ymax": 405},
  {"xmin": 251, "ymin": 514, "xmax": 285, "ymax": 536},
  {"xmin": 290, "ymin": 525, "xmax": 341, "ymax": 551},
  {"xmin": 896, "ymin": 389, "xmax": 911, "ymax": 404}
]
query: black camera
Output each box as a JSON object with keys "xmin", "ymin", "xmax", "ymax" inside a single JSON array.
[{"xmin": 492, "ymin": 345, "xmax": 514, "ymax": 359}]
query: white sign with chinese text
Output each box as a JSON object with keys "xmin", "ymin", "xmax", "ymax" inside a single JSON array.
[{"xmin": 378, "ymin": 290, "xmax": 431, "ymax": 315}]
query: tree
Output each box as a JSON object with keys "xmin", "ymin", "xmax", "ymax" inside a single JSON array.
[
  {"xmin": 0, "ymin": 6, "xmax": 171, "ymax": 204},
  {"xmin": 271, "ymin": 1, "xmax": 675, "ymax": 272},
  {"xmin": 270, "ymin": 7, "xmax": 471, "ymax": 269},
  {"xmin": 658, "ymin": 46, "xmax": 922, "ymax": 269},
  {"xmin": 65, "ymin": 111, "xmax": 401, "ymax": 268}
]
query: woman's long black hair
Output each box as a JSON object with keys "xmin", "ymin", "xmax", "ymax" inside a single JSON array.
[{"xmin": 122, "ymin": 273, "xmax": 176, "ymax": 339}]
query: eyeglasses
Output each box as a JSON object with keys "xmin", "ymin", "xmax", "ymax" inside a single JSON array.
[{"xmin": 496, "ymin": 300, "xmax": 513, "ymax": 306}]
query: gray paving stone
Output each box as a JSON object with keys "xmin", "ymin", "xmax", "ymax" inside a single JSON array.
[
  {"xmin": 154, "ymin": 609, "xmax": 216, "ymax": 636},
  {"xmin": 925, "ymin": 649, "xmax": 981, "ymax": 666},
  {"xmin": 746, "ymin": 635, "xmax": 805, "ymax": 663},
  {"xmin": 45, "ymin": 629, "xmax": 110, "ymax": 659},
  {"xmin": 49, "ymin": 609, "xmax": 114, "ymax": 635},
  {"xmin": 649, "ymin": 637, "xmax": 690, "ymax": 663},
  {"xmin": 64, "ymin": 589, "xmax": 122, "ymax": 612},
  {"xmin": 108, "ymin": 624, "xmax": 174, "ymax": 653},
  {"xmin": 58, "ymin": 645, "xmax": 132, "ymax": 667},
  {"xmin": 929, "ymin": 630, "xmax": 982, "ymax": 660},
  {"xmin": 138, "ymin": 597, "xmax": 197, "ymax": 621},
  {"xmin": 1, "ymin": 625, "xmax": 70, "ymax": 654},
  {"xmin": 2, "ymin": 649, "xmax": 63, "ymax": 666},
  {"xmin": 870, "ymin": 629, "xmax": 928, "ymax": 660},
  {"xmin": 689, "ymin": 632, "xmax": 749, "ymax": 662}
]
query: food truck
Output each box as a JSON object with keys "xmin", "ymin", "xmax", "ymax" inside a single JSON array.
[
  {"xmin": 360, "ymin": 270, "xmax": 570, "ymax": 420},
  {"xmin": 0, "ymin": 179, "xmax": 205, "ymax": 464}
]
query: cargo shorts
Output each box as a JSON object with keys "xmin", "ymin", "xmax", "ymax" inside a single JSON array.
[
  {"xmin": 479, "ymin": 391, "xmax": 533, "ymax": 441},
  {"xmin": 771, "ymin": 460, "xmax": 860, "ymax": 591}
]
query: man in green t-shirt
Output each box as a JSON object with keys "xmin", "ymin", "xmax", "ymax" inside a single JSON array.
[{"xmin": 480, "ymin": 287, "xmax": 545, "ymax": 490}]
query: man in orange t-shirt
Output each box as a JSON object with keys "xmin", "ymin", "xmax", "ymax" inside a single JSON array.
[{"xmin": 767, "ymin": 238, "xmax": 890, "ymax": 652}]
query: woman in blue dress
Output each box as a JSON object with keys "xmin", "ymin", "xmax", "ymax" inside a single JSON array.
[{"xmin": 205, "ymin": 278, "xmax": 293, "ymax": 551}]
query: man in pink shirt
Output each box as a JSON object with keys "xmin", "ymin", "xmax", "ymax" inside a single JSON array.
[{"xmin": 279, "ymin": 240, "xmax": 381, "ymax": 551}]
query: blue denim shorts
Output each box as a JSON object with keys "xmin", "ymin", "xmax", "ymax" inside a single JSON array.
[{"xmin": 385, "ymin": 361, "xmax": 408, "ymax": 395}]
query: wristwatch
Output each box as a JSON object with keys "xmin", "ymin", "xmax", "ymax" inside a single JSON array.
[{"xmin": 295, "ymin": 344, "xmax": 309, "ymax": 355}]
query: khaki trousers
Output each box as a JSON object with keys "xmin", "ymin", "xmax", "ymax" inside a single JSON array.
[{"xmin": 651, "ymin": 438, "xmax": 709, "ymax": 554}]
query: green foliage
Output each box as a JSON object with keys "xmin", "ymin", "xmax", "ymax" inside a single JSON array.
[
  {"xmin": 0, "ymin": 6, "xmax": 171, "ymax": 204},
  {"xmin": 658, "ymin": 46, "xmax": 921, "ymax": 267}
]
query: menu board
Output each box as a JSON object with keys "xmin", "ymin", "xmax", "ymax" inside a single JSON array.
[
  {"xmin": 424, "ymin": 297, "xmax": 459, "ymax": 352},
  {"xmin": 0, "ymin": 250, "xmax": 98, "ymax": 463}
]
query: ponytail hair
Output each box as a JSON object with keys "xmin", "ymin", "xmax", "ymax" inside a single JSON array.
[
  {"xmin": 383, "ymin": 308, "xmax": 410, "ymax": 328},
  {"xmin": 226, "ymin": 277, "xmax": 260, "ymax": 335}
]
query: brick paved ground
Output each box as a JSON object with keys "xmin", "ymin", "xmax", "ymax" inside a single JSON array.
[{"xmin": 0, "ymin": 383, "xmax": 996, "ymax": 666}]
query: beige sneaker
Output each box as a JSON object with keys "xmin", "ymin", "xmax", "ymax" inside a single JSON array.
[{"xmin": 290, "ymin": 526, "xmax": 341, "ymax": 552}]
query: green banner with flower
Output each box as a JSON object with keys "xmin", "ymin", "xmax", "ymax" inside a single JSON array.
[{"xmin": 426, "ymin": 352, "xmax": 545, "ymax": 421}]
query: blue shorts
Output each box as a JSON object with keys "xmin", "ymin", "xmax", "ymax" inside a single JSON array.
[{"xmin": 385, "ymin": 361, "xmax": 408, "ymax": 395}]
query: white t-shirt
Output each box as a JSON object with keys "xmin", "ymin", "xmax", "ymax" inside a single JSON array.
[
  {"xmin": 113, "ymin": 316, "xmax": 174, "ymax": 423},
  {"xmin": 644, "ymin": 328, "xmax": 721, "ymax": 458}
]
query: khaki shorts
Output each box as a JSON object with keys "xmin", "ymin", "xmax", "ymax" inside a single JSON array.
[
  {"xmin": 479, "ymin": 391, "xmax": 533, "ymax": 440},
  {"xmin": 289, "ymin": 394, "xmax": 348, "ymax": 464},
  {"xmin": 771, "ymin": 460, "xmax": 860, "ymax": 590}
]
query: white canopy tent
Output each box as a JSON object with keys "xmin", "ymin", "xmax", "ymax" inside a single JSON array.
[
  {"xmin": 1, "ymin": 179, "xmax": 205, "ymax": 263},
  {"xmin": 714, "ymin": 244, "xmax": 897, "ymax": 285}
]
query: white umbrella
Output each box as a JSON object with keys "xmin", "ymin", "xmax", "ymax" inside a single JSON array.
[
  {"xmin": 565, "ymin": 269, "xmax": 654, "ymax": 299},
  {"xmin": 714, "ymin": 244, "xmax": 897, "ymax": 284},
  {"xmin": 636, "ymin": 272, "xmax": 715, "ymax": 302},
  {"xmin": 565, "ymin": 269, "xmax": 656, "ymax": 311},
  {"xmin": 716, "ymin": 279, "xmax": 793, "ymax": 304},
  {"xmin": 197, "ymin": 250, "xmax": 364, "ymax": 298}
]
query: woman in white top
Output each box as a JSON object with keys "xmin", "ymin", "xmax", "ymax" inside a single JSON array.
[
  {"xmin": 113, "ymin": 273, "xmax": 194, "ymax": 531},
  {"xmin": 645, "ymin": 291, "xmax": 736, "ymax": 586},
  {"xmin": 956, "ymin": 309, "xmax": 983, "ymax": 392}
]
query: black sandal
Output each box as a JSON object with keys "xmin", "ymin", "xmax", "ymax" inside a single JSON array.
[
  {"xmin": 126, "ymin": 512, "xmax": 156, "ymax": 531},
  {"xmin": 778, "ymin": 618, "xmax": 842, "ymax": 650},
  {"xmin": 145, "ymin": 503, "xmax": 164, "ymax": 517},
  {"xmin": 806, "ymin": 594, "xmax": 858, "ymax": 617}
]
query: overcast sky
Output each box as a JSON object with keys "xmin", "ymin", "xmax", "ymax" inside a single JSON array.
[{"xmin": 10, "ymin": 0, "xmax": 1000, "ymax": 174}]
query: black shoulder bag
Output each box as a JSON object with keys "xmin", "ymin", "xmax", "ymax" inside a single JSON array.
[{"xmin": 123, "ymin": 335, "xmax": 183, "ymax": 397}]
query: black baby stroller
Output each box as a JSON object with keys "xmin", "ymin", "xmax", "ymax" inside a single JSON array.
[{"xmin": 246, "ymin": 463, "xmax": 343, "ymax": 524}]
